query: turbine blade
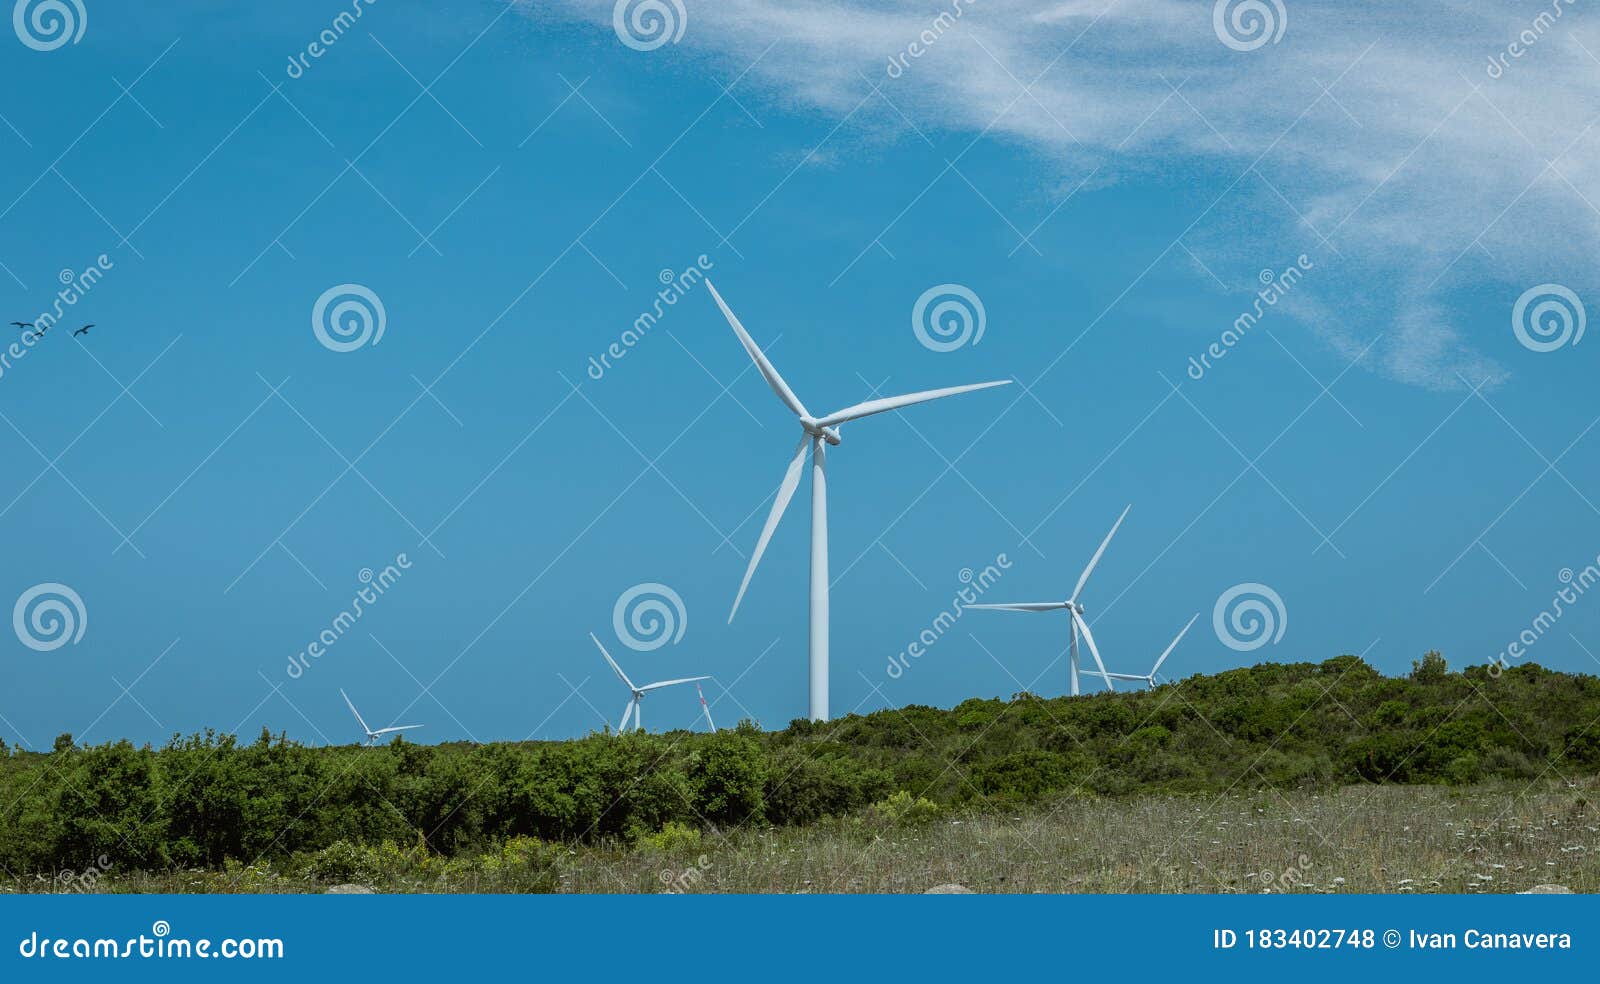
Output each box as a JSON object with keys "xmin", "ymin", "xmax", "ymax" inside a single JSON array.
[
  {"xmin": 372, "ymin": 725, "xmax": 423, "ymax": 735},
  {"xmin": 617, "ymin": 699, "xmax": 634, "ymax": 734},
  {"xmin": 1072, "ymin": 609, "xmax": 1113, "ymax": 692},
  {"xmin": 1071, "ymin": 504, "xmax": 1130, "ymax": 602},
  {"xmin": 966, "ymin": 602, "xmax": 1070, "ymax": 612},
  {"xmin": 697, "ymin": 683, "xmax": 717, "ymax": 732},
  {"xmin": 590, "ymin": 632, "xmax": 635, "ymax": 691},
  {"xmin": 638, "ymin": 676, "xmax": 711, "ymax": 692},
  {"xmin": 1150, "ymin": 613, "xmax": 1199, "ymax": 677},
  {"xmin": 729, "ymin": 435, "xmax": 810, "ymax": 622},
  {"xmin": 340, "ymin": 688, "xmax": 369, "ymax": 736},
  {"xmin": 706, "ymin": 280, "xmax": 808, "ymax": 418},
  {"xmin": 815, "ymin": 380, "xmax": 1011, "ymax": 429}
]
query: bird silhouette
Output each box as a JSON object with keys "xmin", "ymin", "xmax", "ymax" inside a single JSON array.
[
  {"xmin": 11, "ymin": 321, "xmax": 32, "ymax": 328},
  {"xmin": 73, "ymin": 324, "xmax": 93, "ymax": 336}
]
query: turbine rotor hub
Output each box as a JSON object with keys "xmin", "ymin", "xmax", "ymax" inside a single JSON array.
[{"xmin": 799, "ymin": 418, "xmax": 843, "ymax": 445}]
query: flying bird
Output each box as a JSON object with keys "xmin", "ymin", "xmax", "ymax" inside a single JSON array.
[
  {"xmin": 73, "ymin": 324, "xmax": 93, "ymax": 336},
  {"xmin": 11, "ymin": 321, "xmax": 32, "ymax": 328}
]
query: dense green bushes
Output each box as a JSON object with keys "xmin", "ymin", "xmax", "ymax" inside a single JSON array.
[{"xmin": 2, "ymin": 655, "xmax": 1598, "ymax": 876}]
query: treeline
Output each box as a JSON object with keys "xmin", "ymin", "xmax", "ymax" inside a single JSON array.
[{"xmin": 2, "ymin": 653, "xmax": 1598, "ymax": 875}]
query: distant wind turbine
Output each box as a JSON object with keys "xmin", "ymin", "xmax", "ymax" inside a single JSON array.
[
  {"xmin": 695, "ymin": 682, "xmax": 716, "ymax": 733},
  {"xmin": 1093, "ymin": 614, "xmax": 1198, "ymax": 689},
  {"xmin": 340, "ymin": 688, "xmax": 423, "ymax": 745},
  {"xmin": 590, "ymin": 633, "xmax": 709, "ymax": 734},
  {"xmin": 969, "ymin": 504, "xmax": 1131, "ymax": 696},
  {"xmin": 710, "ymin": 280, "xmax": 1011, "ymax": 721}
]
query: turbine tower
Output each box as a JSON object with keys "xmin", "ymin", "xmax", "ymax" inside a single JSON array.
[
  {"xmin": 710, "ymin": 280, "xmax": 1011, "ymax": 721},
  {"xmin": 590, "ymin": 633, "xmax": 710, "ymax": 733},
  {"xmin": 1094, "ymin": 614, "xmax": 1198, "ymax": 689},
  {"xmin": 968, "ymin": 504, "xmax": 1131, "ymax": 696},
  {"xmin": 340, "ymin": 688, "xmax": 423, "ymax": 745}
]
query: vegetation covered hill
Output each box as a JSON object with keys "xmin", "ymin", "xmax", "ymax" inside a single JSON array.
[{"xmin": 2, "ymin": 653, "xmax": 1597, "ymax": 880}]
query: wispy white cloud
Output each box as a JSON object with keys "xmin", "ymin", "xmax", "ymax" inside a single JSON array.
[{"xmin": 541, "ymin": 0, "xmax": 1600, "ymax": 389}]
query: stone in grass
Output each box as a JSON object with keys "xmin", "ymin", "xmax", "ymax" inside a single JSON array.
[
  {"xmin": 326, "ymin": 884, "xmax": 376, "ymax": 894},
  {"xmin": 1519, "ymin": 884, "xmax": 1573, "ymax": 894},
  {"xmin": 925, "ymin": 884, "xmax": 974, "ymax": 894}
]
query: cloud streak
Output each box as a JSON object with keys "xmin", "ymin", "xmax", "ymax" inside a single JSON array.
[{"xmin": 542, "ymin": 0, "xmax": 1600, "ymax": 389}]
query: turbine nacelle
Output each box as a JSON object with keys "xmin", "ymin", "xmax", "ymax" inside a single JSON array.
[{"xmin": 799, "ymin": 417, "xmax": 843, "ymax": 445}]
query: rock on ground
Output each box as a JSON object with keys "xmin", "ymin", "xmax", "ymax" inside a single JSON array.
[
  {"xmin": 924, "ymin": 884, "xmax": 974, "ymax": 894},
  {"xmin": 326, "ymin": 884, "xmax": 376, "ymax": 894},
  {"xmin": 1519, "ymin": 884, "xmax": 1573, "ymax": 894}
]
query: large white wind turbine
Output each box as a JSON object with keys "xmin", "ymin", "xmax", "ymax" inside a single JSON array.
[
  {"xmin": 968, "ymin": 504, "xmax": 1131, "ymax": 696},
  {"xmin": 1094, "ymin": 614, "xmax": 1198, "ymax": 689},
  {"xmin": 695, "ymin": 682, "xmax": 717, "ymax": 733},
  {"xmin": 710, "ymin": 280, "xmax": 1012, "ymax": 722},
  {"xmin": 340, "ymin": 688, "xmax": 423, "ymax": 745},
  {"xmin": 590, "ymin": 633, "xmax": 710, "ymax": 734}
]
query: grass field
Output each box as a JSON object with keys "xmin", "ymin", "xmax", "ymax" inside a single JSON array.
[{"xmin": 11, "ymin": 781, "xmax": 1595, "ymax": 894}]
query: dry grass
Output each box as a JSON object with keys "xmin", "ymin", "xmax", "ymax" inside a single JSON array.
[
  {"xmin": 11, "ymin": 783, "xmax": 1597, "ymax": 894},
  {"xmin": 566, "ymin": 783, "xmax": 1600, "ymax": 894}
]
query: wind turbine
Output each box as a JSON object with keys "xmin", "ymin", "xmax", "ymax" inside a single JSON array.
[
  {"xmin": 710, "ymin": 280, "xmax": 1011, "ymax": 721},
  {"xmin": 695, "ymin": 682, "xmax": 717, "ymax": 733},
  {"xmin": 1093, "ymin": 614, "xmax": 1198, "ymax": 689},
  {"xmin": 590, "ymin": 633, "xmax": 709, "ymax": 734},
  {"xmin": 340, "ymin": 688, "xmax": 423, "ymax": 745},
  {"xmin": 968, "ymin": 504, "xmax": 1131, "ymax": 696}
]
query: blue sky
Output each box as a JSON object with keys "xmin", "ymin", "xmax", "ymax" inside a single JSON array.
[{"xmin": 2, "ymin": 0, "xmax": 1598, "ymax": 747}]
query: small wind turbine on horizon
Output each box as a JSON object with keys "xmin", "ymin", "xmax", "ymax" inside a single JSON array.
[
  {"xmin": 1092, "ymin": 613, "xmax": 1198, "ymax": 689},
  {"xmin": 695, "ymin": 682, "xmax": 717, "ymax": 733},
  {"xmin": 710, "ymin": 280, "xmax": 1012, "ymax": 722},
  {"xmin": 340, "ymin": 688, "xmax": 423, "ymax": 745},
  {"xmin": 968, "ymin": 504, "xmax": 1131, "ymax": 696},
  {"xmin": 590, "ymin": 633, "xmax": 710, "ymax": 734}
]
